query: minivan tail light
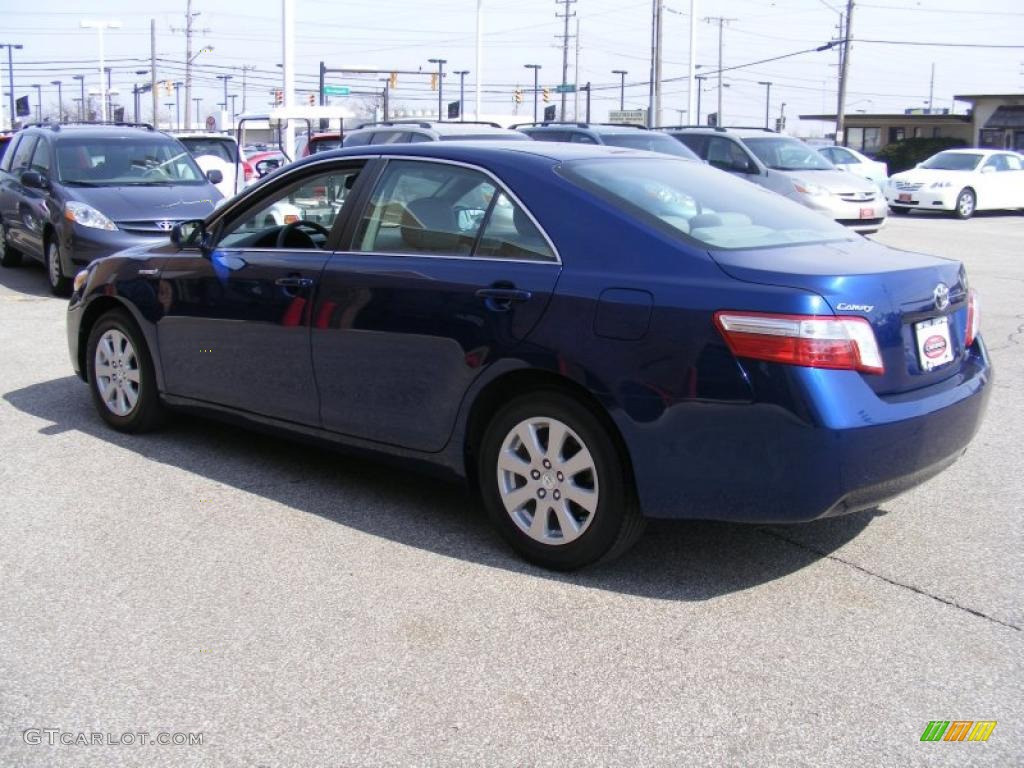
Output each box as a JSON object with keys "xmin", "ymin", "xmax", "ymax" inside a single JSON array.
[
  {"xmin": 242, "ymin": 160, "xmax": 254, "ymax": 182},
  {"xmin": 965, "ymin": 289, "xmax": 979, "ymax": 348},
  {"xmin": 715, "ymin": 311, "xmax": 885, "ymax": 375}
]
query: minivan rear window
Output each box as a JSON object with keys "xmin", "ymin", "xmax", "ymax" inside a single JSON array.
[{"xmin": 561, "ymin": 157, "xmax": 855, "ymax": 251}]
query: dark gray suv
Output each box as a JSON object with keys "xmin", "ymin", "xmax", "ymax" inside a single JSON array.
[{"xmin": 0, "ymin": 123, "xmax": 222, "ymax": 294}]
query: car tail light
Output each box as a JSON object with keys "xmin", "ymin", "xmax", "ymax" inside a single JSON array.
[
  {"xmin": 242, "ymin": 160, "xmax": 254, "ymax": 182},
  {"xmin": 714, "ymin": 311, "xmax": 885, "ymax": 375},
  {"xmin": 965, "ymin": 289, "xmax": 979, "ymax": 348}
]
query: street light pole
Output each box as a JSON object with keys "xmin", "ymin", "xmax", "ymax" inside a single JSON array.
[
  {"xmin": 31, "ymin": 84, "xmax": 41, "ymax": 122},
  {"xmin": 192, "ymin": 97, "xmax": 202, "ymax": 123},
  {"xmin": 1, "ymin": 43, "xmax": 24, "ymax": 130},
  {"xmin": 612, "ymin": 69, "xmax": 627, "ymax": 111},
  {"xmin": 217, "ymin": 74, "xmax": 232, "ymax": 123},
  {"xmin": 73, "ymin": 74, "xmax": 85, "ymax": 121},
  {"xmin": 174, "ymin": 82, "xmax": 182, "ymax": 129},
  {"xmin": 454, "ymin": 70, "xmax": 469, "ymax": 121},
  {"xmin": 695, "ymin": 74, "xmax": 706, "ymax": 124},
  {"xmin": 429, "ymin": 58, "xmax": 446, "ymax": 120},
  {"xmin": 524, "ymin": 63, "xmax": 541, "ymax": 122},
  {"xmin": 80, "ymin": 19, "xmax": 121, "ymax": 122},
  {"xmin": 51, "ymin": 80, "xmax": 64, "ymax": 122},
  {"xmin": 757, "ymin": 80, "xmax": 772, "ymax": 129}
]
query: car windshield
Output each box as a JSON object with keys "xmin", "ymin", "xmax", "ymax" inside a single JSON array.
[
  {"xmin": 561, "ymin": 157, "xmax": 856, "ymax": 251},
  {"xmin": 599, "ymin": 132, "xmax": 698, "ymax": 158},
  {"xmin": 743, "ymin": 137, "xmax": 834, "ymax": 171},
  {"xmin": 920, "ymin": 152, "xmax": 982, "ymax": 171},
  {"xmin": 57, "ymin": 138, "xmax": 207, "ymax": 186},
  {"xmin": 178, "ymin": 137, "xmax": 238, "ymax": 163}
]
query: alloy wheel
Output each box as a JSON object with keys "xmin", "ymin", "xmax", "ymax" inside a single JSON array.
[
  {"xmin": 957, "ymin": 190, "xmax": 975, "ymax": 218},
  {"xmin": 496, "ymin": 417, "xmax": 599, "ymax": 545},
  {"xmin": 94, "ymin": 329, "xmax": 141, "ymax": 417}
]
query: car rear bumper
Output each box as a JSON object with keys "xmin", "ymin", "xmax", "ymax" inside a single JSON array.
[{"xmin": 623, "ymin": 338, "xmax": 992, "ymax": 522}]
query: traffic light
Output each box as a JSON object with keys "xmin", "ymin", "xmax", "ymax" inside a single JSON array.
[
  {"xmin": 430, "ymin": 73, "xmax": 438, "ymax": 91},
  {"xmin": 275, "ymin": 89, "xmax": 283, "ymax": 106},
  {"xmin": 389, "ymin": 71, "xmax": 398, "ymax": 89},
  {"xmin": 514, "ymin": 88, "xmax": 523, "ymax": 104},
  {"xmin": 542, "ymin": 87, "xmax": 551, "ymax": 104},
  {"xmin": 308, "ymin": 93, "xmax": 316, "ymax": 106}
]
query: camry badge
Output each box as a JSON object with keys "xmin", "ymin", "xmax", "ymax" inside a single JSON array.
[
  {"xmin": 933, "ymin": 283, "xmax": 950, "ymax": 311},
  {"xmin": 155, "ymin": 219, "xmax": 176, "ymax": 232},
  {"xmin": 836, "ymin": 303, "xmax": 874, "ymax": 312}
]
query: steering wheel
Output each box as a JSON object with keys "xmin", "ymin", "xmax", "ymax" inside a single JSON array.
[
  {"xmin": 142, "ymin": 166, "xmax": 171, "ymax": 180},
  {"xmin": 275, "ymin": 219, "xmax": 330, "ymax": 249}
]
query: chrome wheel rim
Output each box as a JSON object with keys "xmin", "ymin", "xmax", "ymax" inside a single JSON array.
[
  {"xmin": 47, "ymin": 243, "xmax": 61, "ymax": 286},
  {"xmin": 94, "ymin": 329, "xmax": 141, "ymax": 417},
  {"xmin": 497, "ymin": 417, "xmax": 599, "ymax": 545},
  {"xmin": 958, "ymin": 192, "xmax": 974, "ymax": 217}
]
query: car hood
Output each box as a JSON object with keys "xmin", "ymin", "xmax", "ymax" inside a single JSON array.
[
  {"xmin": 67, "ymin": 184, "xmax": 221, "ymax": 222},
  {"xmin": 771, "ymin": 168, "xmax": 877, "ymax": 194}
]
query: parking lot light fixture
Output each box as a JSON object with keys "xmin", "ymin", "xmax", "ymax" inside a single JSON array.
[{"xmin": 80, "ymin": 19, "xmax": 121, "ymax": 122}]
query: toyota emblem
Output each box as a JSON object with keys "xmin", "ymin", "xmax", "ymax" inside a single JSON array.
[
  {"xmin": 155, "ymin": 219, "xmax": 175, "ymax": 232},
  {"xmin": 933, "ymin": 283, "xmax": 950, "ymax": 311}
]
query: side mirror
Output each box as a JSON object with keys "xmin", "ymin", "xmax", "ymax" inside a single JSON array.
[
  {"xmin": 20, "ymin": 170, "xmax": 49, "ymax": 190},
  {"xmin": 207, "ymin": 169, "xmax": 224, "ymax": 185},
  {"xmin": 170, "ymin": 219, "xmax": 208, "ymax": 252},
  {"xmin": 255, "ymin": 159, "xmax": 280, "ymax": 177},
  {"xmin": 732, "ymin": 159, "xmax": 756, "ymax": 174}
]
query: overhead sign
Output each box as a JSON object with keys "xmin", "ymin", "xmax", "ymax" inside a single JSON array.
[
  {"xmin": 555, "ymin": 84, "xmax": 576, "ymax": 94},
  {"xmin": 608, "ymin": 109, "xmax": 647, "ymax": 125},
  {"xmin": 323, "ymin": 85, "xmax": 350, "ymax": 96},
  {"xmin": 447, "ymin": 100, "xmax": 460, "ymax": 119},
  {"xmin": 543, "ymin": 104, "xmax": 556, "ymax": 121},
  {"xmin": 15, "ymin": 95, "xmax": 30, "ymax": 117}
]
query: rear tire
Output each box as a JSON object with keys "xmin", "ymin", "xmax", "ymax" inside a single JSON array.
[
  {"xmin": 86, "ymin": 309, "xmax": 165, "ymax": 433},
  {"xmin": 478, "ymin": 392, "xmax": 645, "ymax": 570},
  {"xmin": 46, "ymin": 239, "xmax": 71, "ymax": 296},
  {"xmin": 954, "ymin": 188, "xmax": 976, "ymax": 220},
  {"xmin": 0, "ymin": 221, "xmax": 22, "ymax": 267}
]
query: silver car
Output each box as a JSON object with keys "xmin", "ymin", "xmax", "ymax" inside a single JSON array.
[{"xmin": 663, "ymin": 127, "xmax": 887, "ymax": 234}]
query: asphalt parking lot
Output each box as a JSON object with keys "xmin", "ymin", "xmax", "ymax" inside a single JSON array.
[{"xmin": 1, "ymin": 212, "xmax": 1021, "ymax": 767}]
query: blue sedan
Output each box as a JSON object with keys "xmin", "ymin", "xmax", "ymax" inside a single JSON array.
[{"xmin": 66, "ymin": 141, "xmax": 991, "ymax": 570}]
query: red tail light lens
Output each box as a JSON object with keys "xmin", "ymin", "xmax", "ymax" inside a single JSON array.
[
  {"xmin": 965, "ymin": 289, "xmax": 979, "ymax": 348},
  {"xmin": 715, "ymin": 311, "xmax": 885, "ymax": 375},
  {"xmin": 242, "ymin": 161, "xmax": 254, "ymax": 182}
]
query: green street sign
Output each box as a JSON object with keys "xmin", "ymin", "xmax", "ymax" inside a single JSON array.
[
  {"xmin": 555, "ymin": 83, "xmax": 576, "ymax": 93},
  {"xmin": 323, "ymin": 85, "xmax": 350, "ymax": 96}
]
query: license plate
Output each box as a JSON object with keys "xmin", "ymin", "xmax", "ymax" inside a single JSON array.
[
  {"xmin": 897, "ymin": 193, "xmax": 912, "ymax": 202},
  {"xmin": 859, "ymin": 207, "xmax": 874, "ymax": 219},
  {"xmin": 914, "ymin": 315, "xmax": 954, "ymax": 371}
]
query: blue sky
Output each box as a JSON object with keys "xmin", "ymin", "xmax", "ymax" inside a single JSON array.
[{"xmin": 3, "ymin": 0, "xmax": 1022, "ymax": 131}]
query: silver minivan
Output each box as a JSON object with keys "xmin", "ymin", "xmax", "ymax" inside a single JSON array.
[{"xmin": 664, "ymin": 127, "xmax": 887, "ymax": 234}]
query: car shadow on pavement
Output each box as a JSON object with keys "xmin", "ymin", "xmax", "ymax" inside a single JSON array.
[
  {"xmin": 5, "ymin": 376, "xmax": 880, "ymax": 601},
  {"xmin": 0, "ymin": 261, "xmax": 57, "ymax": 299}
]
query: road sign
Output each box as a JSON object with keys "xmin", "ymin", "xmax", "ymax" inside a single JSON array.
[
  {"xmin": 608, "ymin": 109, "xmax": 647, "ymax": 125},
  {"xmin": 323, "ymin": 85, "xmax": 350, "ymax": 96},
  {"xmin": 448, "ymin": 100, "xmax": 460, "ymax": 119},
  {"xmin": 543, "ymin": 104, "xmax": 556, "ymax": 121},
  {"xmin": 555, "ymin": 83, "xmax": 576, "ymax": 94}
]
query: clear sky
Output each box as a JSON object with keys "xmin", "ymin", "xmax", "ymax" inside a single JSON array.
[{"xmin": 3, "ymin": 0, "xmax": 1022, "ymax": 131}]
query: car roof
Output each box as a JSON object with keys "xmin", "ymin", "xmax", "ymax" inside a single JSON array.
[
  {"xmin": 348, "ymin": 121, "xmax": 519, "ymax": 137},
  {"xmin": 520, "ymin": 123, "xmax": 648, "ymax": 134},
  {"xmin": 21, "ymin": 125, "xmax": 166, "ymax": 142}
]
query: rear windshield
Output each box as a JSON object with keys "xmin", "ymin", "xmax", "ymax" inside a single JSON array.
[
  {"xmin": 920, "ymin": 152, "xmax": 982, "ymax": 171},
  {"xmin": 57, "ymin": 138, "xmax": 207, "ymax": 186},
  {"xmin": 178, "ymin": 137, "xmax": 238, "ymax": 163},
  {"xmin": 561, "ymin": 157, "xmax": 856, "ymax": 251},
  {"xmin": 599, "ymin": 132, "xmax": 698, "ymax": 159},
  {"xmin": 743, "ymin": 137, "xmax": 833, "ymax": 171}
]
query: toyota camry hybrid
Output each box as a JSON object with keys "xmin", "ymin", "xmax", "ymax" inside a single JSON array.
[{"xmin": 66, "ymin": 141, "xmax": 991, "ymax": 570}]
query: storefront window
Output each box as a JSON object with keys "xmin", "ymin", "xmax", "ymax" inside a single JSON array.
[{"xmin": 863, "ymin": 127, "xmax": 882, "ymax": 154}]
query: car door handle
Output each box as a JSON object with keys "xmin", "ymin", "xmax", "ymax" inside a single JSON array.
[
  {"xmin": 475, "ymin": 287, "xmax": 532, "ymax": 303},
  {"xmin": 275, "ymin": 276, "xmax": 314, "ymax": 288}
]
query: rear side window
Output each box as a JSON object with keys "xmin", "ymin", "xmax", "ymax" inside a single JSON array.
[
  {"xmin": 527, "ymin": 130, "xmax": 569, "ymax": 143},
  {"xmin": 30, "ymin": 140, "xmax": 51, "ymax": 174},
  {"xmin": 476, "ymin": 192, "xmax": 555, "ymax": 261},
  {"xmin": 673, "ymin": 133, "xmax": 706, "ymax": 156},
  {"xmin": 8, "ymin": 135, "xmax": 37, "ymax": 173}
]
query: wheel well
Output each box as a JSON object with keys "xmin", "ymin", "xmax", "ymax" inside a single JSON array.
[
  {"xmin": 77, "ymin": 297, "xmax": 129, "ymax": 380},
  {"xmin": 463, "ymin": 369, "xmax": 636, "ymax": 493}
]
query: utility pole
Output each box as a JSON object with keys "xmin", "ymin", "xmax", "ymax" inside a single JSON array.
[
  {"xmin": 180, "ymin": 0, "xmax": 202, "ymax": 131},
  {"xmin": 648, "ymin": 0, "xmax": 662, "ymax": 127},
  {"xmin": 654, "ymin": 0, "xmax": 663, "ymax": 125},
  {"xmin": 241, "ymin": 65, "xmax": 255, "ymax": 113},
  {"xmin": 455, "ymin": 70, "xmax": 469, "ymax": 121},
  {"xmin": 173, "ymin": 81, "xmax": 182, "ymax": 129},
  {"xmin": 73, "ymin": 74, "xmax": 85, "ymax": 121},
  {"xmin": 1, "ymin": 44, "xmax": 23, "ymax": 130},
  {"xmin": 835, "ymin": 0, "xmax": 854, "ymax": 144},
  {"xmin": 695, "ymin": 74, "xmax": 706, "ymax": 124},
  {"xmin": 687, "ymin": 0, "xmax": 698, "ymax": 124},
  {"xmin": 282, "ymin": 0, "xmax": 296, "ymax": 158},
  {"xmin": 475, "ymin": 0, "xmax": 483, "ymax": 119},
  {"xmin": 927, "ymin": 62, "xmax": 935, "ymax": 113},
  {"xmin": 612, "ymin": 69, "xmax": 628, "ymax": 111},
  {"xmin": 556, "ymin": 0, "xmax": 576, "ymax": 120},
  {"xmin": 51, "ymin": 80, "xmax": 64, "ymax": 122},
  {"xmin": 758, "ymin": 81, "xmax": 772, "ymax": 129},
  {"xmin": 429, "ymin": 58, "xmax": 447, "ymax": 119},
  {"xmin": 524, "ymin": 63, "xmax": 541, "ymax": 123},
  {"xmin": 573, "ymin": 17, "xmax": 580, "ymax": 120},
  {"xmin": 704, "ymin": 16, "xmax": 735, "ymax": 127}
]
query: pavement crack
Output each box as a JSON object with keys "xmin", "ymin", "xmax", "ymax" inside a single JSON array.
[{"xmin": 757, "ymin": 527, "xmax": 1021, "ymax": 633}]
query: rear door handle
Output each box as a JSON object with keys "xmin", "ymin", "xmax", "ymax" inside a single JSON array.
[{"xmin": 275, "ymin": 276, "xmax": 314, "ymax": 288}]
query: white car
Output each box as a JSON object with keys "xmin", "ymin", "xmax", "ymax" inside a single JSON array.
[
  {"xmin": 817, "ymin": 145, "xmax": 888, "ymax": 190},
  {"xmin": 173, "ymin": 133, "xmax": 254, "ymax": 198},
  {"xmin": 886, "ymin": 149, "xmax": 1024, "ymax": 219}
]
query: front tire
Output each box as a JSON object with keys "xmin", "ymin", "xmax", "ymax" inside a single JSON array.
[
  {"xmin": 0, "ymin": 221, "xmax": 22, "ymax": 267},
  {"xmin": 86, "ymin": 309, "xmax": 164, "ymax": 433},
  {"xmin": 954, "ymin": 188, "xmax": 976, "ymax": 219},
  {"xmin": 46, "ymin": 239, "xmax": 71, "ymax": 295},
  {"xmin": 478, "ymin": 393, "xmax": 645, "ymax": 570}
]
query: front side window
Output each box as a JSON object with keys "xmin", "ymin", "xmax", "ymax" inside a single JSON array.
[
  {"xmin": 218, "ymin": 165, "xmax": 363, "ymax": 249},
  {"xmin": 29, "ymin": 139, "xmax": 51, "ymax": 174},
  {"xmin": 830, "ymin": 147, "xmax": 859, "ymax": 164},
  {"xmin": 354, "ymin": 160, "xmax": 554, "ymax": 261},
  {"xmin": 743, "ymin": 137, "xmax": 832, "ymax": 171},
  {"xmin": 561, "ymin": 157, "xmax": 855, "ymax": 251},
  {"xmin": 56, "ymin": 138, "xmax": 206, "ymax": 186},
  {"xmin": 1002, "ymin": 154, "xmax": 1022, "ymax": 171},
  {"xmin": 8, "ymin": 135, "xmax": 37, "ymax": 173}
]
